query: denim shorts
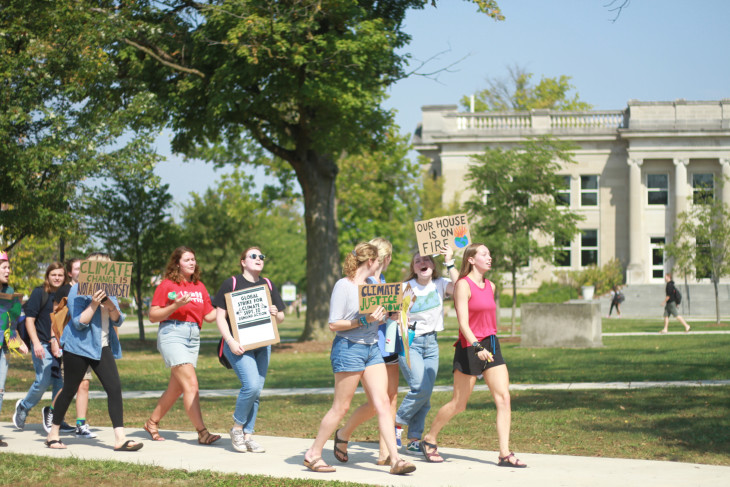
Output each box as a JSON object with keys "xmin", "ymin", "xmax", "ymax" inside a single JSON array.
[
  {"xmin": 330, "ymin": 335, "xmax": 384, "ymax": 373},
  {"xmin": 157, "ymin": 320, "xmax": 200, "ymax": 368}
]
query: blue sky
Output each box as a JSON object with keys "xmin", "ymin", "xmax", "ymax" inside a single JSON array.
[{"xmin": 155, "ymin": 0, "xmax": 730, "ymax": 208}]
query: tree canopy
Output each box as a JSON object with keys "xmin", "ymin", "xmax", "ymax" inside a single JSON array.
[{"xmin": 461, "ymin": 65, "xmax": 592, "ymax": 112}]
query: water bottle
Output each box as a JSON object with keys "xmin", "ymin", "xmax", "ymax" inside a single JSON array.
[{"xmin": 408, "ymin": 321, "xmax": 417, "ymax": 347}]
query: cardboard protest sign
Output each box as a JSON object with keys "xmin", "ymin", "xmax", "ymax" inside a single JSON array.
[
  {"xmin": 398, "ymin": 284, "xmax": 417, "ymax": 369},
  {"xmin": 225, "ymin": 284, "xmax": 280, "ymax": 350},
  {"xmin": 358, "ymin": 282, "xmax": 403, "ymax": 314},
  {"xmin": 77, "ymin": 261, "xmax": 133, "ymax": 297},
  {"xmin": 414, "ymin": 213, "xmax": 471, "ymax": 256}
]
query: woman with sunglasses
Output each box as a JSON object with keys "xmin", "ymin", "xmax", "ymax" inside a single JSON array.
[
  {"xmin": 145, "ymin": 246, "xmax": 220, "ymax": 445},
  {"xmin": 213, "ymin": 247, "xmax": 285, "ymax": 454}
]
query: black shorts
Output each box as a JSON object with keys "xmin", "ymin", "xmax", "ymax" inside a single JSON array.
[
  {"xmin": 383, "ymin": 353, "xmax": 399, "ymax": 365},
  {"xmin": 453, "ymin": 335, "xmax": 505, "ymax": 376}
]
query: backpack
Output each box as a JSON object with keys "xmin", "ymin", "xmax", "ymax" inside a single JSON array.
[
  {"xmin": 673, "ymin": 287, "xmax": 682, "ymax": 305},
  {"xmin": 217, "ymin": 275, "xmax": 272, "ymax": 369},
  {"xmin": 17, "ymin": 290, "xmax": 50, "ymax": 348},
  {"xmin": 50, "ymin": 297, "xmax": 71, "ymax": 339}
]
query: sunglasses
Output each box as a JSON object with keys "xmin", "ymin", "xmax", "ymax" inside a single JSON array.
[{"xmin": 248, "ymin": 254, "xmax": 266, "ymax": 261}]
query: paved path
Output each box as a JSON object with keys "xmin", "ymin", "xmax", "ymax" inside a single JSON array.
[{"xmin": 1, "ymin": 422, "xmax": 728, "ymax": 487}]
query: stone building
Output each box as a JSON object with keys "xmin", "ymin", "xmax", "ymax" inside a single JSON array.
[{"xmin": 413, "ymin": 100, "xmax": 730, "ymax": 289}]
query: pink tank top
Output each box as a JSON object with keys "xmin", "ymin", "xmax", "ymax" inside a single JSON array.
[{"xmin": 456, "ymin": 276, "xmax": 497, "ymax": 348}]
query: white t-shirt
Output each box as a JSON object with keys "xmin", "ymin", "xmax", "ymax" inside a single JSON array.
[
  {"xmin": 407, "ymin": 277, "xmax": 450, "ymax": 335},
  {"xmin": 101, "ymin": 307, "xmax": 110, "ymax": 347}
]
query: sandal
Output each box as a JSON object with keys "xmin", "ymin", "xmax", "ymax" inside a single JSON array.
[
  {"xmin": 197, "ymin": 427, "xmax": 222, "ymax": 445},
  {"xmin": 376, "ymin": 455, "xmax": 391, "ymax": 466},
  {"xmin": 390, "ymin": 458, "xmax": 416, "ymax": 475},
  {"xmin": 420, "ymin": 440, "xmax": 444, "ymax": 463},
  {"xmin": 45, "ymin": 439, "xmax": 66, "ymax": 449},
  {"xmin": 497, "ymin": 452, "xmax": 527, "ymax": 468},
  {"xmin": 333, "ymin": 428, "xmax": 348, "ymax": 463},
  {"xmin": 143, "ymin": 418, "xmax": 164, "ymax": 441},
  {"xmin": 303, "ymin": 456, "xmax": 336, "ymax": 473},
  {"xmin": 114, "ymin": 440, "xmax": 143, "ymax": 452}
]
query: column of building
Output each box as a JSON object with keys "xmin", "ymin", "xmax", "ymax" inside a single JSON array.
[
  {"xmin": 626, "ymin": 158, "xmax": 644, "ymax": 284},
  {"xmin": 721, "ymin": 158, "xmax": 730, "ymax": 205},
  {"xmin": 673, "ymin": 158, "xmax": 689, "ymax": 217}
]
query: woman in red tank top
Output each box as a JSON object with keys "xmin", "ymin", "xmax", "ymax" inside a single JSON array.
[{"xmin": 421, "ymin": 243, "xmax": 526, "ymax": 468}]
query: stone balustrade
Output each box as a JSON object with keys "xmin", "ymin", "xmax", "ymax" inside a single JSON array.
[{"xmin": 453, "ymin": 110, "xmax": 625, "ymax": 132}]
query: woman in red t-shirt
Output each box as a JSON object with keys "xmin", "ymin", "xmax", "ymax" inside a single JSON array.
[
  {"xmin": 144, "ymin": 246, "xmax": 220, "ymax": 445},
  {"xmin": 421, "ymin": 243, "xmax": 526, "ymax": 468}
]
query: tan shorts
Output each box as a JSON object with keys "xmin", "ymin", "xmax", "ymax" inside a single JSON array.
[{"xmin": 83, "ymin": 366, "xmax": 93, "ymax": 382}]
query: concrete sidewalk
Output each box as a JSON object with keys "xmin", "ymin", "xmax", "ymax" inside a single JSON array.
[{"xmin": 1, "ymin": 422, "xmax": 728, "ymax": 487}]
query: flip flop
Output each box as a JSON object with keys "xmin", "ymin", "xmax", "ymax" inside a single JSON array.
[
  {"xmin": 333, "ymin": 428, "xmax": 348, "ymax": 463},
  {"xmin": 303, "ymin": 456, "xmax": 336, "ymax": 473},
  {"xmin": 420, "ymin": 440, "xmax": 444, "ymax": 463},
  {"xmin": 45, "ymin": 439, "xmax": 66, "ymax": 449},
  {"xmin": 390, "ymin": 458, "xmax": 416, "ymax": 475},
  {"xmin": 114, "ymin": 440, "xmax": 143, "ymax": 452}
]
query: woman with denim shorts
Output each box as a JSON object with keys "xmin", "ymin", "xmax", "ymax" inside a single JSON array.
[
  {"xmin": 145, "ymin": 246, "xmax": 220, "ymax": 445},
  {"xmin": 395, "ymin": 246, "xmax": 458, "ymax": 455},
  {"xmin": 421, "ymin": 243, "xmax": 526, "ymax": 468},
  {"xmin": 213, "ymin": 246, "xmax": 285, "ymax": 454},
  {"xmin": 303, "ymin": 242, "xmax": 416, "ymax": 476}
]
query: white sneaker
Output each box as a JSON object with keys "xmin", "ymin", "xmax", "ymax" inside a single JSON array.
[
  {"xmin": 244, "ymin": 437, "xmax": 265, "ymax": 453},
  {"xmin": 76, "ymin": 423, "xmax": 97, "ymax": 439},
  {"xmin": 42, "ymin": 406, "xmax": 53, "ymax": 434},
  {"xmin": 230, "ymin": 427, "xmax": 246, "ymax": 453}
]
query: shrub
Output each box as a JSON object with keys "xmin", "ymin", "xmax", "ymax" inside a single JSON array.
[
  {"xmin": 499, "ymin": 282, "xmax": 578, "ymax": 308},
  {"xmin": 556, "ymin": 258, "xmax": 623, "ymax": 296}
]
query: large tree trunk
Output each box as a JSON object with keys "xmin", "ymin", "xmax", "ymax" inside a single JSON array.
[{"xmin": 295, "ymin": 152, "xmax": 340, "ymax": 341}]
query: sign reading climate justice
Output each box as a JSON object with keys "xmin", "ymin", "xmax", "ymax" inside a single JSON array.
[
  {"xmin": 414, "ymin": 213, "xmax": 471, "ymax": 256},
  {"xmin": 225, "ymin": 284, "xmax": 280, "ymax": 350},
  {"xmin": 359, "ymin": 283, "xmax": 403, "ymax": 314},
  {"xmin": 78, "ymin": 260, "xmax": 133, "ymax": 298}
]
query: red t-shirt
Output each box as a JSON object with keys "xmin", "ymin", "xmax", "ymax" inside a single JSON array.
[{"xmin": 151, "ymin": 279, "xmax": 214, "ymax": 328}]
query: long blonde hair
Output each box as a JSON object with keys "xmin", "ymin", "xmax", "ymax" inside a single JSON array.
[
  {"xmin": 458, "ymin": 243, "xmax": 486, "ymax": 279},
  {"xmin": 369, "ymin": 237, "xmax": 392, "ymax": 264},
  {"xmin": 343, "ymin": 243, "xmax": 378, "ymax": 278}
]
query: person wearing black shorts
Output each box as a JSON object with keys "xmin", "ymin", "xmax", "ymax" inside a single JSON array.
[{"xmin": 421, "ymin": 244, "xmax": 526, "ymax": 468}]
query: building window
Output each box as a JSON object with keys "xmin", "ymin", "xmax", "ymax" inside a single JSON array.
[
  {"xmin": 554, "ymin": 234, "xmax": 571, "ymax": 267},
  {"xmin": 650, "ymin": 237, "xmax": 665, "ymax": 279},
  {"xmin": 692, "ymin": 173, "xmax": 714, "ymax": 204},
  {"xmin": 555, "ymin": 175, "xmax": 570, "ymax": 206},
  {"xmin": 647, "ymin": 174, "xmax": 668, "ymax": 205},
  {"xmin": 580, "ymin": 229, "xmax": 598, "ymax": 266},
  {"xmin": 580, "ymin": 175, "xmax": 599, "ymax": 206}
]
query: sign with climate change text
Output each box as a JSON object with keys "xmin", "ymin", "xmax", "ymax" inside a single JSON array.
[
  {"xmin": 225, "ymin": 284, "xmax": 280, "ymax": 350},
  {"xmin": 78, "ymin": 260, "xmax": 133, "ymax": 297},
  {"xmin": 359, "ymin": 283, "xmax": 403, "ymax": 314},
  {"xmin": 415, "ymin": 214, "xmax": 471, "ymax": 256}
]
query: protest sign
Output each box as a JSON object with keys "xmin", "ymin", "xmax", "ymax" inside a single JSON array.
[
  {"xmin": 358, "ymin": 282, "xmax": 403, "ymax": 314},
  {"xmin": 281, "ymin": 283, "xmax": 297, "ymax": 303},
  {"xmin": 77, "ymin": 260, "xmax": 133, "ymax": 297},
  {"xmin": 414, "ymin": 213, "xmax": 471, "ymax": 256},
  {"xmin": 225, "ymin": 284, "xmax": 280, "ymax": 350}
]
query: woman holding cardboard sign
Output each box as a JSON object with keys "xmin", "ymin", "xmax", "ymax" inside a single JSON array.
[
  {"xmin": 146, "ymin": 246, "xmax": 220, "ymax": 445},
  {"xmin": 421, "ymin": 243, "xmax": 526, "ymax": 468},
  {"xmin": 303, "ymin": 242, "xmax": 416, "ymax": 476},
  {"xmin": 45, "ymin": 253, "xmax": 141, "ymax": 451},
  {"xmin": 213, "ymin": 246, "xmax": 285, "ymax": 454}
]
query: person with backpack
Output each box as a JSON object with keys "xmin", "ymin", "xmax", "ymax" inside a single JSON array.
[
  {"xmin": 12, "ymin": 262, "xmax": 66, "ymax": 431},
  {"xmin": 44, "ymin": 252, "xmax": 142, "ymax": 451},
  {"xmin": 144, "ymin": 246, "xmax": 220, "ymax": 445},
  {"xmin": 42, "ymin": 258, "xmax": 97, "ymax": 438},
  {"xmin": 660, "ymin": 273, "xmax": 690, "ymax": 333},
  {"xmin": 0, "ymin": 251, "xmax": 29, "ymax": 446},
  {"xmin": 213, "ymin": 246, "xmax": 285, "ymax": 454},
  {"xmin": 608, "ymin": 285, "xmax": 625, "ymax": 318}
]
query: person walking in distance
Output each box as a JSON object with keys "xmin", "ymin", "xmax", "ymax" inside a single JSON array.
[{"xmin": 660, "ymin": 273, "xmax": 690, "ymax": 334}]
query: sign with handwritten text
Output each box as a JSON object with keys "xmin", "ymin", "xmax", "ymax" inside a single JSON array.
[
  {"xmin": 77, "ymin": 260, "xmax": 133, "ymax": 297},
  {"xmin": 414, "ymin": 213, "xmax": 471, "ymax": 256},
  {"xmin": 358, "ymin": 283, "xmax": 403, "ymax": 314}
]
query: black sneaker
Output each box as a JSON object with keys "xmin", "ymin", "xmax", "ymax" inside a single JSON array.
[
  {"xmin": 42, "ymin": 406, "xmax": 53, "ymax": 433},
  {"xmin": 60, "ymin": 421, "xmax": 76, "ymax": 434}
]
